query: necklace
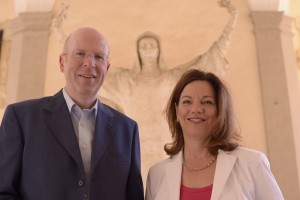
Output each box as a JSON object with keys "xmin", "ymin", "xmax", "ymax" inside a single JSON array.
[{"xmin": 183, "ymin": 154, "xmax": 217, "ymax": 172}]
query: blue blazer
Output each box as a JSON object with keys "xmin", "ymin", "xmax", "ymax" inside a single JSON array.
[{"xmin": 0, "ymin": 90, "xmax": 144, "ymax": 200}]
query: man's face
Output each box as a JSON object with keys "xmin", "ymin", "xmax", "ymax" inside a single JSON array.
[{"xmin": 59, "ymin": 29, "xmax": 110, "ymax": 104}]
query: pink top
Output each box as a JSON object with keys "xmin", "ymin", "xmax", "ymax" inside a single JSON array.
[{"xmin": 180, "ymin": 184, "xmax": 213, "ymax": 200}]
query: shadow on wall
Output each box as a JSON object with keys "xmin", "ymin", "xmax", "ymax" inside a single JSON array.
[{"xmin": 98, "ymin": 96, "xmax": 124, "ymax": 114}]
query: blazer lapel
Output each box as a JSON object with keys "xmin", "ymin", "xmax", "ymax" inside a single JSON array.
[
  {"xmin": 90, "ymin": 102, "xmax": 114, "ymax": 175},
  {"xmin": 211, "ymin": 149, "xmax": 237, "ymax": 200},
  {"xmin": 43, "ymin": 90, "xmax": 83, "ymax": 168},
  {"xmin": 165, "ymin": 151, "xmax": 183, "ymax": 200}
]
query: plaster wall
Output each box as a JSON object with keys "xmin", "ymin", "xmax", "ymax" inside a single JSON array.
[
  {"xmin": 0, "ymin": 0, "xmax": 14, "ymax": 120},
  {"xmin": 288, "ymin": 0, "xmax": 300, "ymax": 85},
  {"xmin": 43, "ymin": 0, "xmax": 266, "ymax": 183},
  {"xmin": 1, "ymin": 0, "xmax": 300, "ymax": 197}
]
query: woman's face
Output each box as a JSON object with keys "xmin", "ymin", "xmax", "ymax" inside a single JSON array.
[
  {"xmin": 176, "ymin": 80, "xmax": 217, "ymax": 140},
  {"xmin": 138, "ymin": 37, "xmax": 159, "ymax": 65}
]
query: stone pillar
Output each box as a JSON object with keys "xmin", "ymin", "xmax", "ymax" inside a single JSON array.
[
  {"xmin": 251, "ymin": 11, "xmax": 300, "ymax": 200},
  {"xmin": 6, "ymin": 12, "xmax": 52, "ymax": 104}
]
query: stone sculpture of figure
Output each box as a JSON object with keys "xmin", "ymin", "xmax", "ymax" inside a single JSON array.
[{"xmin": 99, "ymin": 0, "xmax": 238, "ymax": 181}]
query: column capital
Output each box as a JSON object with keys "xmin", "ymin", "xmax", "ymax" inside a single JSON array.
[
  {"xmin": 15, "ymin": 0, "xmax": 55, "ymax": 16},
  {"xmin": 12, "ymin": 12, "xmax": 52, "ymax": 35},
  {"xmin": 251, "ymin": 11, "xmax": 292, "ymax": 35}
]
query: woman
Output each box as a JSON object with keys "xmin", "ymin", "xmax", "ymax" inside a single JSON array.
[{"xmin": 145, "ymin": 69, "xmax": 284, "ymax": 200}]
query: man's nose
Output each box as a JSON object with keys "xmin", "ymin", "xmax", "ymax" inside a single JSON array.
[{"xmin": 83, "ymin": 53, "xmax": 96, "ymax": 68}]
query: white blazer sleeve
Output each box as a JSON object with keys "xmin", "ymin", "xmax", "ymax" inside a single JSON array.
[
  {"xmin": 252, "ymin": 153, "xmax": 284, "ymax": 200},
  {"xmin": 145, "ymin": 170, "xmax": 154, "ymax": 200}
]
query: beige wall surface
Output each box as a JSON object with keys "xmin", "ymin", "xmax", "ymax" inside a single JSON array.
[
  {"xmin": 42, "ymin": 0, "xmax": 269, "ymax": 186},
  {"xmin": 0, "ymin": 0, "xmax": 14, "ymax": 119},
  {"xmin": 0, "ymin": 0, "xmax": 267, "ymax": 186},
  {"xmin": 46, "ymin": 0, "xmax": 267, "ymax": 152},
  {"xmin": 289, "ymin": 0, "xmax": 300, "ymax": 84},
  {"xmin": 0, "ymin": 0, "xmax": 14, "ymax": 21},
  {"xmin": 1, "ymin": 0, "xmax": 300, "ymax": 198}
]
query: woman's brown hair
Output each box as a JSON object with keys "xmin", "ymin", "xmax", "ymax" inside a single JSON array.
[{"xmin": 164, "ymin": 69, "xmax": 241, "ymax": 157}]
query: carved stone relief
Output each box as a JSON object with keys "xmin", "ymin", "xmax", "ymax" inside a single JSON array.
[
  {"xmin": 0, "ymin": 21, "xmax": 11, "ymax": 108},
  {"xmin": 53, "ymin": 3, "xmax": 69, "ymax": 43},
  {"xmin": 99, "ymin": 0, "xmax": 238, "ymax": 180},
  {"xmin": 294, "ymin": 16, "xmax": 300, "ymax": 69},
  {"xmin": 52, "ymin": 0, "xmax": 238, "ymax": 181}
]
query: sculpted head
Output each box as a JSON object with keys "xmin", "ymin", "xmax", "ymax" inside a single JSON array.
[
  {"xmin": 138, "ymin": 36, "xmax": 159, "ymax": 67},
  {"xmin": 134, "ymin": 31, "xmax": 167, "ymax": 73}
]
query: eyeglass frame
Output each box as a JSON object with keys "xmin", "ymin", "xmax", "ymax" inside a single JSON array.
[{"xmin": 62, "ymin": 49, "xmax": 110, "ymax": 63}]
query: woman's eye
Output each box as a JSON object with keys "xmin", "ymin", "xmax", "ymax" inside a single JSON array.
[
  {"xmin": 182, "ymin": 100, "xmax": 191, "ymax": 104},
  {"xmin": 75, "ymin": 51, "xmax": 86, "ymax": 57},
  {"xmin": 202, "ymin": 100, "xmax": 214, "ymax": 105}
]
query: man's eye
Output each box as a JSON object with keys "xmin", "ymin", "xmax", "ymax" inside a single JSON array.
[
  {"xmin": 75, "ymin": 51, "xmax": 86, "ymax": 57},
  {"xmin": 94, "ymin": 55, "xmax": 104, "ymax": 60}
]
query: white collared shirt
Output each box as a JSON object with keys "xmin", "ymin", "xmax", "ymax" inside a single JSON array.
[{"xmin": 62, "ymin": 88, "xmax": 97, "ymax": 197}]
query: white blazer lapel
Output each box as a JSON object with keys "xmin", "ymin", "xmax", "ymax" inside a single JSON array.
[
  {"xmin": 211, "ymin": 149, "xmax": 237, "ymax": 200},
  {"xmin": 165, "ymin": 151, "xmax": 183, "ymax": 200}
]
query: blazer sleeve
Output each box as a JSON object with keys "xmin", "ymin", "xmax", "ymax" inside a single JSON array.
[
  {"xmin": 252, "ymin": 153, "xmax": 284, "ymax": 200},
  {"xmin": 145, "ymin": 160, "xmax": 167, "ymax": 200},
  {"xmin": 126, "ymin": 122, "xmax": 144, "ymax": 200},
  {"xmin": 0, "ymin": 105, "xmax": 23, "ymax": 199},
  {"xmin": 145, "ymin": 169, "xmax": 154, "ymax": 200}
]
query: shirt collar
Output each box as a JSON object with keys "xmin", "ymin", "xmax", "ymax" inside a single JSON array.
[{"xmin": 62, "ymin": 88, "xmax": 98, "ymax": 116}]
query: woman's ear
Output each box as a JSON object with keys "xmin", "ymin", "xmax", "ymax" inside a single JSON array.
[{"xmin": 175, "ymin": 103, "xmax": 179, "ymax": 123}]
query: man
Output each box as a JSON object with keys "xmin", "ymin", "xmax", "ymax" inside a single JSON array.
[{"xmin": 0, "ymin": 27, "xmax": 144, "ymax": 200}]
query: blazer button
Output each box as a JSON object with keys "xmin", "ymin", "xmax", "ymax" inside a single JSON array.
[{"xmin": 78, "ymin": 180, "xmax": 85, "ymax": 187}]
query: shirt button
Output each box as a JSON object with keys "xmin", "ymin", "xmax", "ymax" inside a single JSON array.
[
  {"xmin": 78, "ymin": 180, "xmax": 85, "ymax": 187},
  {"xmin": 83, "ymin": 194, "xmax": 88, "ymax": 199},
  {"xmin": 82, "ymin": 145, "xmax": 87, "ymax": 149}
]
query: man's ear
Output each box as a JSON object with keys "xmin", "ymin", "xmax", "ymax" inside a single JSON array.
[
  {"xmin": 106, "ymin": 63, "xmax": 110, "ymax": 71},
  {"xmin": 59, "ymin": 55, "xmax": 65, "ymax": 72}
]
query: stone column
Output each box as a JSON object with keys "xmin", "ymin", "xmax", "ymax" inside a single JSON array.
[
  {"xmin": 251, "ymin": 11, "xmax": 300, "ymax": 200},
  {"xmin": 6, "ymin": 12, "xmax": 52, "ymax": 104}
]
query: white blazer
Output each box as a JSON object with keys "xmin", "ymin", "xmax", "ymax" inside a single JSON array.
[{"xmin": 145, "ymin": 147, "xmax": 284, "ymax": 200}]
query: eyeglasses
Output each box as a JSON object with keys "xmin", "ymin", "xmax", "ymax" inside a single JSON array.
[{"xmin": 64, "ymin": 49, "xmax": 109, "ymax": 63}]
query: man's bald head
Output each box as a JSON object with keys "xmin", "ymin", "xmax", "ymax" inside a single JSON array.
[{"xmin": 62, "ymin": 27, "xmax": 110, "ymax": 56}]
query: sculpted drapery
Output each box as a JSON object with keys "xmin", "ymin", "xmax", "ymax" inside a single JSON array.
[{"xmin": 99, "ymin": 0, "xmax": 238, "ymax": 180}]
